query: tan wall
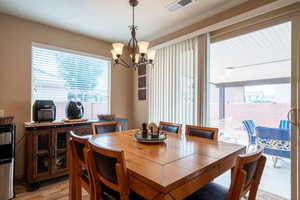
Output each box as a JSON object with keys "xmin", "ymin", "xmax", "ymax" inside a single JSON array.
[
  {"xmin": 0, "ymin": 13, "xmax": 134, "ymax": 178},
  {"xmin": 133, "ymin": 71, "xmax": 148, "ymax": 128}
]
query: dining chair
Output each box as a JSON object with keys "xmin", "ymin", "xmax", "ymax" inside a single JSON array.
[
  {"xmin": 279, "ymin": 120, "xmax": 291, "ymax": 129},
  {"xmin": 185, "ymin": 125, "xmax": 218, "ymax": 142},
  {"xmin": 92, "ymin": 121, "xmax": 119, "ymax": 137},
  {"xmin": 69, "ymin": 131, "xmax": 93, "ymax": 200},
  {"xmin": 185, "ymin": 147, "xmax": 266, "ymax": 200},
  {"xmin": 242, "ymin": 120, "xmax": 256, "ymax": 146},
  {"xmin": 85, "ymin": 140, "xmax": 145, "ymax": 200},
  {"xmin": 159, "ymin": 121, "xmax": 182, "ymax": 134}
]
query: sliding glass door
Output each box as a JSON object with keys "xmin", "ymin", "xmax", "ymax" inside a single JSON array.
[{"xmin": 207, "ymin": 21, "xmax": 296, "ymax": 199}]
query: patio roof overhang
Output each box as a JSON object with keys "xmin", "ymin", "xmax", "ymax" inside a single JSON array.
[
  {"xmin": 210, "ymin": 22, "xmax": 291, "ymax": 88},
  {"xmin": 211, "ymin": 77, "xmax": 290, "ymax": 88}
]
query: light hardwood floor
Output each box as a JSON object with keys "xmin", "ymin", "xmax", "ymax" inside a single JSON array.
[{"xmin": 16, "ymin": 178, "xmax": 88, "ymax": 200}]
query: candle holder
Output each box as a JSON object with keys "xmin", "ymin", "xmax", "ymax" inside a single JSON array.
[{"xmin": 142, "ymin": 122, "xmax": 148, "ymax": 138}]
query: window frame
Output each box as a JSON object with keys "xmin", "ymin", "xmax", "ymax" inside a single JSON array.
[
  {"xmin": 210, "ymin": 5, "xmax": 300, "ymax": 44},
  {"xmin": 30, "ymin": 42, "xmax": 112, "ymax": 120}
]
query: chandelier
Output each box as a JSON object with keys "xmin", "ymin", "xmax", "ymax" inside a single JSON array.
[{"xmin": 111, "ymin": 0, "xmax": 155, "ymax": 68}]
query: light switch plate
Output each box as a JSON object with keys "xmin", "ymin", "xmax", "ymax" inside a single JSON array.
[{"xmin": 0, "ymin": 109, "xmax": 4, "ymax": 117}]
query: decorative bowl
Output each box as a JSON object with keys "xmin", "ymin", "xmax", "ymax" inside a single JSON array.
[{"xmin": 134, "ymin": 132, "xmax": 167, "ymax": 144}]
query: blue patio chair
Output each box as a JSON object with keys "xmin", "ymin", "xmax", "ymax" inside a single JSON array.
[
  {"xmin": 256, "ymin": 126, "xmax": 291, "ymax": 167},
  {"xmin": 279, "ymin": 120, "xmax": 291, "ymax": 129},
  {"xmin": 242, "ymin": 120, "xmax": 256, "ymax": 145}
]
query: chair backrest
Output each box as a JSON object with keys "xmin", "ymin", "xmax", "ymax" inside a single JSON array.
[
  {"xmin": 92, "ymin": 121, "xmax": 119, "ymax": 136},
  {"xmin": 85, "ymin": 140, "xmax": 129, "ymax": 200},
  {"xmin": 256, "ymin": 126, "xmax": 291, "ymax": 158},
  {"xmin": 69, "ymin": 131, "xmax": 90, "ymax": 166},
  {"xmin": 279, "ymin": 120, "xmax": 291, "ymax": 129},
  {"xmin": 242, "ymin": 120, "xmax": 256, "ymax": 135},
  {"xmin": 185, "ymin": 125, "xmax": 218, "ymax": 142},
  {"xmin": 69, "ymin": 131, "xmax": 93, "ymax": 196},
  {"xmin": 227, "ymin": 147, "xmax": 266, "ymax": 200},
  {"xmin": 159, "ymin": 121, "xmax": 182, "ymax": 134}
]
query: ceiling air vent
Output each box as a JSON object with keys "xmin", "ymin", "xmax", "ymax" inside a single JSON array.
[{"xmin": 166, "ymin": 0, "xmax": 193, "ymax": 12}]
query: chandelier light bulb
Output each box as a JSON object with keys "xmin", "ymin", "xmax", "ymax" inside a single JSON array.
[
  {"xmin": 112, "ymin": 43, "xmax": 124, "ymax": 55},
  {"xmin": 147, "ymin": 49, "xmax": 156, "ymax": 60},
  {"xmin": 135, "ymin": 54, "xmax": 140, "ymax": 63},
  {"xmin": 111, "ymin": 50, "xmax": 118, "ymax": 60},
  {"xmin": 130, "ymin": 54, "xmax": 140, "ymax": 63},
  {"xmin": 138, "ymin": 41, "xmax": 150, "ymax": 55}
]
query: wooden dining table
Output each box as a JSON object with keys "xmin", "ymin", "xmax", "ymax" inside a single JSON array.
[{"xmin": 70, "ymin": 129, "xmax": 246, "ymax": 200}]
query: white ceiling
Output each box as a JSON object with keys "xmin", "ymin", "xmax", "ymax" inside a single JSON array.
[{"xmin": 0, "ymin": 0, "xmax": 248, "ymax": 43}]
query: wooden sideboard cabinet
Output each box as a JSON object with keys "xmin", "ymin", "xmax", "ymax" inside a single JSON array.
[{"xmin": 24, "ymin": 119, "xmax": 127, "ymax": 188}]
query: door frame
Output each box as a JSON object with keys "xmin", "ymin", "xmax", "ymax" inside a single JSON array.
[{"xmin": 291, "ymin": 13, "xmax": 300, "ymax": 200}]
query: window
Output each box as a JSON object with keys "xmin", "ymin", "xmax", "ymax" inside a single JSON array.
[{"xmin": 32, "ymin": 43, "xmax": 111, "ymax": 120}]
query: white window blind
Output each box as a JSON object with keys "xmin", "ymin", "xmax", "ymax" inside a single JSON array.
[
  {"xmin": 148, "ymin": 39, "xmax": 198, "ymax": 125},
  {"xmin": 32, "ymin": 44, "xmax": 111, "ymax": 120}
]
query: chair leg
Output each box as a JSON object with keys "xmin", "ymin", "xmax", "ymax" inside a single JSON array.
[
  {"xmin": 69, "ymin": 150, "xmax": 82, "ymax": 200},
  {"xmin": 242, "ymin": 194, "xmax": 249, "ymax": 200},
  {"xmin": 272, "ymin": 156, "xmax": 278, "ymax": 168},
  {"xmin": 246, "ymin": 144, "xmax": 255, "ymax": 153},
  {"xmin": 231, "ymin": 167, "xmax": 235, "ymax": 183},
  {"xmin": 246, "ymin": 145, "xmax": 250, "ymax": 152}
]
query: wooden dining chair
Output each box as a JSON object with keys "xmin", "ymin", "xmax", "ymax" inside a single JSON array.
[
  {"xmin": 185, "ymin": 125, "xmax": 219, "ymax": 142},
  {"xmin": 185, "ymin": 147, "xmax": 266, "ymax": 200},
  {"xmin": 159, "ymin": 121, "xmax": 182, "ymax": 134},
  {"xmin": 92, "ymin": 121, "xmax": 119, "ymax": 137},
  {"xmin": 85, "ymin": 140, "xmax": 145, "ymax": 200},
  {"xmin": 69, "ymin": 131, "xmax": 93, "ymax": 200}
]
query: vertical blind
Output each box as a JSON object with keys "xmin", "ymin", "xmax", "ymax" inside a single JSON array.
[
  {"xmin": 148, "ymin": 39, "xmax": 198, "ymax": 125},
  {"xmin": 32, "ymin": 44, "xmax": 111, "ymax": 120}
]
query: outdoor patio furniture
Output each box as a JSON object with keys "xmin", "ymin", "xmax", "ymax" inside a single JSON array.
[
  {"xmin": 242, "ymin": 120, "xmax": 256, "ymax": 145},
  {"xmin": 279, "ymin": 120, "xmax": 291, "ymax": 129},
  {"xmin": 256, "ymin": 126, "xmax": 291, "ymax": 168}
]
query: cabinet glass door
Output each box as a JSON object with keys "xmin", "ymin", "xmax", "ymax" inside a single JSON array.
[
  {"xmin": 33, "ymin": 130, "xmax": 52, "ymax": 178},
  {"xmin": 52, "ymin": 128, "xmax": 69, "ymax": 174}
]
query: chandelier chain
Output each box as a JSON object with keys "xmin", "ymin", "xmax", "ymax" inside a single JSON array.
[{"xmin": 132, "ymin": 5, "xmax": 135, "ymax": 27}]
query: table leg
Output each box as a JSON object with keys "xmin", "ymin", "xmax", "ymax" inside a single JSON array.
[
  {"xmin": 69, "ymin": 145, "xmax": 81, "ymax": 200},
  {"xmin": 231, "ymin": 167, "xmax": 235, "ymax": 183},
  {"xmin": 69, "ymin": 147, "xmax": 75, "ymax": 200}
]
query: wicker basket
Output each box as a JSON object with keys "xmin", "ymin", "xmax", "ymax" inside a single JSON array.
[{"xmin": 0, "ymin": 116, "xmax": 14, "ymax": 125}]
